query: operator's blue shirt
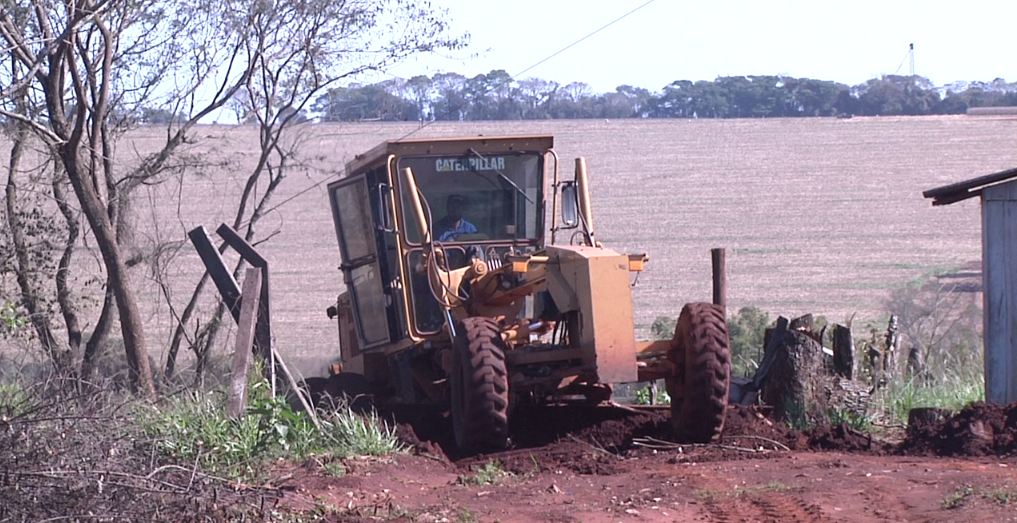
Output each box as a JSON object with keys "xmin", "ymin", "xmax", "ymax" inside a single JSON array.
[{"xmin": 437, "ymin": 218, "xmax": 477, "ymax": 241}]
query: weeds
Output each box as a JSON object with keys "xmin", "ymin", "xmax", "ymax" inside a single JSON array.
[
  {"xmin": 826, "ymin": 407, "xmax": 874, "ymax": 431},
  {"xmin": 139, "ymin": 373, "xmax": 404, "ymax": 479},
  {"xmin": 879, "ymin": 375, "xmax": 983, "ymax": 425},
  {"xmin": 0, "ymin": 379, "xmax": 29, "ymax": 419},
  {"xmin": 635, "ymin": 381, "xmax": 671, "ymax": 405},
  {"xmin": 319, "ymin": 460, "xmax": 346, "ymax": 478},
  {"xmin": 940, "ymin": 483, "xmax": 1017, "ymax": 509},
  {"xmin": 322, "ymin": 403, "xmax": 406, "ymax": 456},
  {"xmin": 458, "ymin": 460, "xmax": 511, "ymax": 486},
  {"xmin": 941, "ymin": 485, "xmax": 975, "ymax": 509}
]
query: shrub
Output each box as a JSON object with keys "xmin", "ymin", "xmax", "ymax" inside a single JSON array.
[
  {"xmin": 634, "ymin": 383, "xmax": 670, "ymax": 405},
  {"xmin": 728, "ymin": 307, "xmax": 771, "ymax": 378},
  {"xmin": 0, "ymin": 301, "xmax": 26, "ymax": 337},
  {"xmin": 650, "ymin": 316, "xmax": 676, "ymax": 340}
]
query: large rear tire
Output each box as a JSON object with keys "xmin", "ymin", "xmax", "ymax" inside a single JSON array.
[
  {"xmin": 451, "ymin": 317, "xmax": 510, "ymax": 454},
  {"xmin": 670, "ymin": 302, "xmax": 731, "ymax": 443}
]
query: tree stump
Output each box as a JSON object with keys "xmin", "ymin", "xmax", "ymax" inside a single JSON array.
[
  {"xmin": 907, "ymin": 407, "xmax": 953, "ymax": 438},
  {"xmin": 761, "ymin": 327, "xmax": 827, "ymax": 424}
]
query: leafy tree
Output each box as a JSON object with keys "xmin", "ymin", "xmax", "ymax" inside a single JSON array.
[
  {"xmin": 727, "ymin": 307, "xmax": 771, "ymax": 377},
  {"xmin": 432, "ymin": 72, "xmax": 468, "ymax": 121},
  {"xmin": 407, "ymin": 75, "xmax": 435, "ymax": 120}
]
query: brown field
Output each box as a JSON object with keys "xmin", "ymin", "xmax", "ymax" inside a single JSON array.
[{"xmin": 48, "ymin": 115, "xmax": 1014, "ymax": 375}]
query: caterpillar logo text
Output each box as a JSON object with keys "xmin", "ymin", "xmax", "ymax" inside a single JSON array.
[{"xmin": 435, "ymin": 156, "xmax": 506, "ymax": 172}]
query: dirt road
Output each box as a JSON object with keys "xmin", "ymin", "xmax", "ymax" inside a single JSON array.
[
  {"xmin": 274, "ymin": 405, "xmax": 1017, "ymax": 522},
  {"xmin": 278, "ymin": 445, "xmax": 1016, "ymax": 522}
]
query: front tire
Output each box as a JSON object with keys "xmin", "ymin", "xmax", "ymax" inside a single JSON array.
[
  {"xmin": 669, "ymin": 303, "xmax": 731, "ymax": 443},
  {"xmin": 451, "ymin": 317, "xmax": 510, "ymax": 454}
]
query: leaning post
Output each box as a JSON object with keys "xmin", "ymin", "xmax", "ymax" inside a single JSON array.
[{"xmin": 227, "ymin": 268, "xmax": 262, "ymax": 419}]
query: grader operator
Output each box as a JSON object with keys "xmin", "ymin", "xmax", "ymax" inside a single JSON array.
[{"xmin": 326, "ymin": 135, "xmax": 730, "ymax": 454}]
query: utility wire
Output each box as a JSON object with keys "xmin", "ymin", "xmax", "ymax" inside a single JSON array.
[
  {"xmin": 246, "ymin": 0, "xmax": 658, "ymax": 223},
  {"xmin": 893, "ymin": 45, "xmax": 912, "ymax": 76},
  {"xmin": 398, "ymin": 0, "xmax": 657, "ymax": 141}
]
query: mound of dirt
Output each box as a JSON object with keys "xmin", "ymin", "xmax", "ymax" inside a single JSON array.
[
  {"xmin": 805, "ymin": 424, "xmax": 874, "ymax": 452},
  {"xmin": 722, "ymin": 405, "xmax": 792, "ymax": 440},
  {"xmin": 898, "ymin": 402, "xmax": 1017, "ymax": 457}
]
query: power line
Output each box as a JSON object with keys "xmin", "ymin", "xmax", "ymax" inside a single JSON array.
[
  {"xmin": 248, "ymin": 0, "xmax": 658, "ymax": 224},
  {"xmin": 397, "ymin": 0, "xmax": 658, "ymax": 140}
]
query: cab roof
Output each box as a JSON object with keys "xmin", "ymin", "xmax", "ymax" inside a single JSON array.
[{"xmin": 345, "ymin": 134, "xmax": 554, "ymax": 175}]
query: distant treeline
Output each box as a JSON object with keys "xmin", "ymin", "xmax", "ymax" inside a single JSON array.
[{"xmin": 140, "ymin": 72, "xmax": 1017, "ymax": 123}]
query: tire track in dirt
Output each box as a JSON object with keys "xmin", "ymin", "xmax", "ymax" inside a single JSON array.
[
  {"xmin": 700, "ymin": 495, "xmax": 765, "ymax": 522},
  {"xmin": 750, "ymin": 493, "xmax": 828, "ymax": 522},
  {"xmin": 859, "ymin": 485, "xmax": 915, "ymax": 522},
  {"xmin": 699, "ymin": 492, "xmax": 832, "ymax": 523}
]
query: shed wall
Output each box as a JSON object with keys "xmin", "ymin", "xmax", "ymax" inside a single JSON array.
[{"xmin": 982, "ymin": 181, "xmax": 1017, "ymax": 403}]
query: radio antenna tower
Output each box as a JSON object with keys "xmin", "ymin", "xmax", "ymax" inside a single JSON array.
[
  {"xmin": 894, "ymin": 43, "xmax": 916, "ymax": 77},
  {"xmin": 909, "ymin": 43, "xmax": 914, "ymax": 76}
]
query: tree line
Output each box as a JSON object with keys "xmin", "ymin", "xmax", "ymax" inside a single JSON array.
[{"xmin": 270, "ymin": 72, "xmax": 1017, "ymax": 123}]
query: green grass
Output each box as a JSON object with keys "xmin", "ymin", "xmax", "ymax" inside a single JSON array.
[
  {"xmin": 880, "ymin": 375, "xmax": 984, "ymax": 425},
  {"xmin": 138, "ymin": 373, "xmax": 404, "ymax": 479}
]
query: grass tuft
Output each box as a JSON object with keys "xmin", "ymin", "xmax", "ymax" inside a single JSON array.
[{"xmin": 457, "ymin": 460, "xmax": 511, "ymax": 486}]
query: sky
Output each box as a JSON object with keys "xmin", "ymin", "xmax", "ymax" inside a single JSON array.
[{"xmin": 375, "ymin": 0, "xmax": 1017, "ymax": 93}]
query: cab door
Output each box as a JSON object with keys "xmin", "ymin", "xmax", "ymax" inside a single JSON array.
[{"xmin": 328, "ymin": 175, "xmax": 391, "ymax": 350}]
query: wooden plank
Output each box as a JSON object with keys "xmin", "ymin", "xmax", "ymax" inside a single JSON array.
[
  {"xmin": 711, "ymin": 248, "xmax": 727, "ymax": 311},
  {"xmin": 216, "ymin": 223, "xmax": 267, "ymax": 266},
  {"xmin": 216, "ymin": 224, "xmax": 273, "ymax": 366},
  {"xmin": 227, "ymin": 268, "xmax": 262, "ymax": 419},
  {"xmin": 832, "ymin": 324, "xmax": 855, "ymax": 380},
  {"xmin": 188, "ymin": 226, "xmax": 242, "ymax": 323},
  {"xmin": 982, "ymin": 193, "xmax": 1009, "ymax": 403},
  {"xmin": 752, "ymin": 316, "xmax": 789, "ymax": 390},
  {"xmin": 1005, "ymin": 196, "xmax": 1017, "ymax": 403}
]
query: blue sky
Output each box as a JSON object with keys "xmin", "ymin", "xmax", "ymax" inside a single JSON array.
[{"xmin": 378, "ymin": 0, "xmax": 1016, "ymax": 93}]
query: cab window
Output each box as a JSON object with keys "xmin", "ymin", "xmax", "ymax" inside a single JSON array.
[{"xmin": 398, "ymin": 152, "xmax": 543, "ymax": 244}]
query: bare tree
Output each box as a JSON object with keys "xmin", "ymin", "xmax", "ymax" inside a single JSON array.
[
  {"xmin": 0, "ymin": 0, "xmax": 260, "ymax": 396},
  {"xmin": 153, "ymin": 0, "xmax": 466, "ymax": 382},
  {"xmin": 888, "ymin": 277, "xmax": 983, "ymax": 381},
  {"xmin": 1, "ymin": 0, "xmax": 464, "ymax": 395}
]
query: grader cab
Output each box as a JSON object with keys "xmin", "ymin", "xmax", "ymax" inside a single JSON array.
[{"xmin": 326, "ymin": 135, "xmax": 731, "ymax": 453}]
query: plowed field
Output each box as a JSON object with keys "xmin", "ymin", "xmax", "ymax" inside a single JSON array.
[{"xmin": 111, "ymin": 115, "xmax": 1014, "ymax": 375}]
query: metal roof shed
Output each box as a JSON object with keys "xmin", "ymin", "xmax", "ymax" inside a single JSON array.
[{"xmin": 924, "ymin": 167, "xmax": 1017, "ymax": 404}]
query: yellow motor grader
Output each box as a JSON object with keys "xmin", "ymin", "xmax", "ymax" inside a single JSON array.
[{"xmin": 326, "ymin": 135, "xmax": 730, "ymax": 453}]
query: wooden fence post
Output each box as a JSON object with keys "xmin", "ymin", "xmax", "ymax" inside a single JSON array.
[
  {"xmin": 832, "ymin": 324, "xmax": 855, "ymax": 379},
  {"xmin": 711, "ymin": 248, "xmax": 727, "ymax": 311},
  {"xmin": 227, "ymin": 268, "xmax": 262, "ymax": 419}
]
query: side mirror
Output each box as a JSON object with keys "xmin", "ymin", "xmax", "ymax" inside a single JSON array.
[
  {"xmin": 376, "ymin": 183, "xmax": 394, "ymax": 232},
  {"xmin": 561, "ymin": 182, "xmax": 579, "ymax": 228}
]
